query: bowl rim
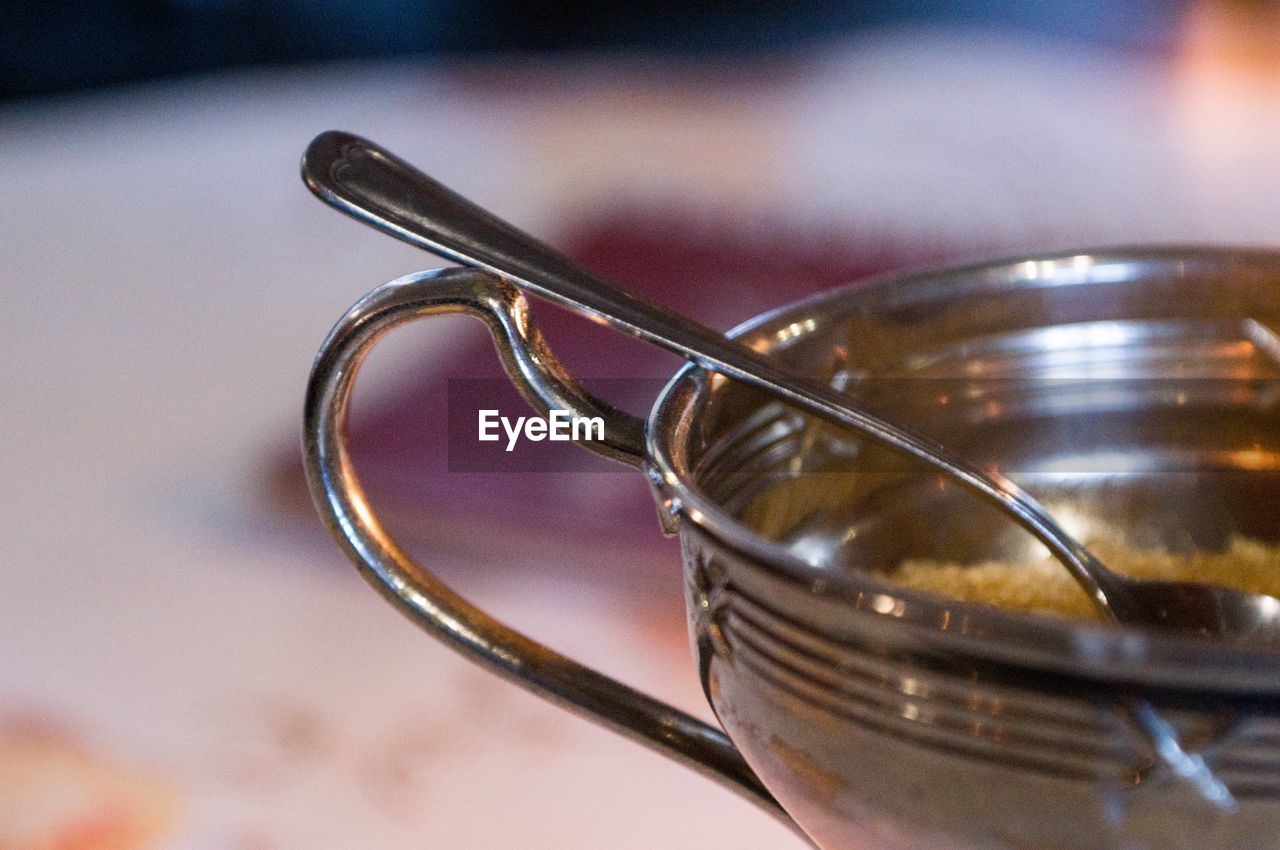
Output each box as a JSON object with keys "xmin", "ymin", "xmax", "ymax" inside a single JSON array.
[{"xmin": 646, "ymin": 244, "xmax": 1280, "ymax": 693}]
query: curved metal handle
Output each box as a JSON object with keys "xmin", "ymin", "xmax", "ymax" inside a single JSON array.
[{"xmin": 303, "ymin": 267, "xmax": 801, "ymax": 834}]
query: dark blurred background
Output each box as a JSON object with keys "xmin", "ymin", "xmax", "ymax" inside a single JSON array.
[{"xmin": 0, "ymin": 0, "xmax": 1189, "ymax": 100}]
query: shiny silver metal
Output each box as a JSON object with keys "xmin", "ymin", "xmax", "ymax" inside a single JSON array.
[
  {"xmin": 301, "ymin": 130, "xmax": 1280, "ymax": 642},
  {"xmin": 300, "ymin": 267, "xmax": 796, "ymax": 833},
  {"xmin": 306, "ymin": 246, "xmax": 1280, "ymax": 849}
]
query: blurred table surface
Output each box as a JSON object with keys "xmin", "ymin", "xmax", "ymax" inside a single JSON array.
[{"xmin": 4, "ymin": 22, "xmax": 1280, "ymax": 849}]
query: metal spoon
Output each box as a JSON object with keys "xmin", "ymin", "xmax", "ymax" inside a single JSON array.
[{"xmin": 302, "ymin": 129, "xmax": 1280, "ymax": 643}]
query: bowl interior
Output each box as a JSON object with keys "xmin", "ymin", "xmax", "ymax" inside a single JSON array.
[{"xmin": 671, "ymin": 249, "xmax": 1280, "ymax": 601}]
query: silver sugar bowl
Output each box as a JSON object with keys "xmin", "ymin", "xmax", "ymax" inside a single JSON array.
[{"xmin": 306, "ymin": 247, "xmax": 1280, "ymax": 848}]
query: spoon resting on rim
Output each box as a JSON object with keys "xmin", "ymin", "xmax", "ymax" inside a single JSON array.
[{"xmin": 301, "ymin": 129, "xmax": 1280, "ymax": 644}]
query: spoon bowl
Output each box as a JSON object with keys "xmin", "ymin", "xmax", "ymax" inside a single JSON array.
[{"xmin": 1114, "ymin": 579, "xmax": 1280, "ymax": 639}]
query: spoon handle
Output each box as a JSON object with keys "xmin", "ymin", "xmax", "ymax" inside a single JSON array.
[
  {"xmin": 301, "ymin": 130, "xmax": 1128, "ymax": 617},
  {"xmin": 303, "ymin": 130, "xmax": 767, "ymax": 366}
]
